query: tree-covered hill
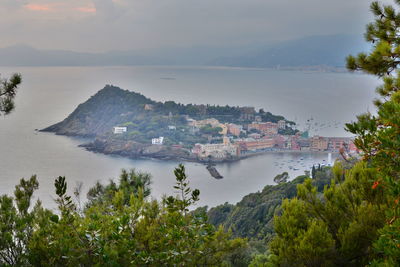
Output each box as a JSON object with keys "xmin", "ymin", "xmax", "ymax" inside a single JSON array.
[
  {"xmin": 42, "ymin": 85, "xmax": 291, "ymax": 138},
  {"xmin": 42, "ymin": 85, "xmax": 155, "ymax": 136},
  {"xmin": 205, "ymin": 166, "xmax": 333, "ymax": 244}
]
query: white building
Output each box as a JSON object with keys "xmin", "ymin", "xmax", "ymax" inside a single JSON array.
[
  {"xmin": 168, "ymin": 125, "xmax": 177, "ymax": 130},
  {"xmin": 113, "ymin": 127, "xmax": 127, "ymax": 134},
  {"xmin": 152, "ymin": 137, "xmax": 164, "ymax": 145}
]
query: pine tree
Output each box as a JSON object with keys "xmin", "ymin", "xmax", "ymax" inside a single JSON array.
[
  {"xmin": 311, "ymin": 165, "xmax": 316, "ymax": 178},
  {"xmin": 269, "ymin": 1, "xmax": 400, "ymax": 265},
  {"xmin": 346, "ymin": 0, "xmax": 400, "ymax": 264},
  {"xmin": 0, "ymin": 73, "xmax": 21, "ymax": 116}
]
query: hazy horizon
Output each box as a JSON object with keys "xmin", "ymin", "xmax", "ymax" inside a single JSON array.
[{"xmin": 0, "ymin": 0, "xmax": 392, "ymax": 53}]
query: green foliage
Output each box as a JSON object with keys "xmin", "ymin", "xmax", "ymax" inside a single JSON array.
[
  {"xmin": 268, "ymin": 1, "xmax": 400, "ymax": 264},
  {"xmin": 273, "ymin": 172, "xmax": 289, "ymax": 184},
  {"xmin": 86, "ymin": 168, "xmax": 151, "ymax": 208},
  {"xmin": 346, "ymin": 1, "xmax": 400, "ymax": 77},
  {"xmin": 199, "ymin": 124, "xmax": 223, "ymax": 136},
  {"xmin": 0, "ymin": 166, "xmax": 247, "ymax": 266},
  {"xmin": 0, "ymin": 176, "xmax": 40, "ymax": 266},
  {"xmin": 165, "ymin": 164, "xmax": 200, "ymax": 213},
  {"xmin": 0, "ymin": 73, "xmax": 21, "ymax": 116},
  {"xmin": 345, "ymin": 1, "xmax": 400, "ymax": 264},
  {"xmin": 278, "ymin": 127, "xmax": 299, "ymax": 135},
  {"xmin": 207, "ymin": 168, "xmax": 332, "ymax": 244},
  {"xmin": 260, "ymin": 112, "xmax": 285, "ymax": 124},
  {"xmin": 269, "ymin": 162, "xmax": 387, "ymax": 266}
]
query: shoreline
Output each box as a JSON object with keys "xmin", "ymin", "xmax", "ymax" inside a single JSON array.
[
  {"xmin": 79, "ymin": 140, "xmax": 339, "ymax": 165},
  {"xmin": 44, "ymin": 132, "xmax": 341, "ymax": 165}
]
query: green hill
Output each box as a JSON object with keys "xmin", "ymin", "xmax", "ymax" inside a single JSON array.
[
  {"xmin": 205, "ymin": 166, "xmax": 333, "ymax": 251},
  {"xmin": 43, "ymin": 85, "xmax": 291, "ymax": 140}
]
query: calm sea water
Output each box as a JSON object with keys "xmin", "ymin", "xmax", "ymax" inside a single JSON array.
[{"xmin": 0, "ymin": 66, "xmax": 379, "ymax": 209}]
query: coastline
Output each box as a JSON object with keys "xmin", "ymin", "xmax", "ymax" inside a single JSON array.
[{"xmin": 75, "ymin": 136, "xmax": 338, "ymax": 165}]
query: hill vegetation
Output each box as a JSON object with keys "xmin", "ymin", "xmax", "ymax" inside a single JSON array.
[
  {"xmin": 0, "ymin": 165, "xmax": 251, "ymax": 266},
  {"xmin": 262, "ymin": 1, "xmax": 400, "ymax": 265},
  {"xmin": 43, "ymin": 85, "xmax": 290, "ymax": 143},
  {"xmin": 204, "ymin": 166, "xmax": 333, "ymax": 254}
]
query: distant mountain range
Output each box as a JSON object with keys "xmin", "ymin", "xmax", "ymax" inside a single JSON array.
[
  {"xmin": 0, "ymin": 34, "xmax": 369, "ymax": 68},
  {"xmin": 210, "ymin": 35, "xmax": 370, "ymax": 68}
]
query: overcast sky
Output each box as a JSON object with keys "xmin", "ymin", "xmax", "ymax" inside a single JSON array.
[{"xmin": 0, "ymin": 0, "xmax": 394, "ymax": 52}]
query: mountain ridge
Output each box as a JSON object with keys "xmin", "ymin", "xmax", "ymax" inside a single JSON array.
[{"xmin": 2, "ymin": 34, "xmax": 368, "ymax": 68}]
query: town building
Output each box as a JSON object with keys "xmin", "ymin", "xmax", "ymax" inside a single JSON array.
[
  {"xmin": 235, "ymin": 137, "xmax": 274, "ymax": 152},
  {"xmin": 113, "ymin": 127, "xmax": 127, "ymax": 134},
  {"xmin": 327, "ymin": 137, "xmax": 352, "ymax": 152},
  {"xmin": 227, "ymin": 123, "xmax": 242, "ymax": 137},
  {"xmin": 239, "ymin": 107, "xmax": 256, "ymax": 121},
  {"xmin": 186, "ymin": 118, "xmax": 196, "ymax": 126},
  {"xmin": 278, "ymin": 120, "xmax": 286, "ymax": 129},
  {"xmin": 298, "ymin": 138, "xmax": 311, "ymax": 151},
  {"xmin": 168, "ymin": 125, "xmax": 176, "ymax": 130},
  {"xmin": 273, "ymin": 135, "xmax": 286, "ymax": 149},
  {"xmin": 222, "ymin": 136, "xmax": 231, "ymax": 145},
  {"xmin": 248, "ymin": 122, "xmax": 278, "ymax": 135},
  {"xmin": 144, "ymin": 104, "xmax": 154, "ymax": 111},
  {"xmin": 218, "ymin": 124, "xmax": 228, "ymax": 135},
  {"xmin": 290, "ymin": 136, "xmax": 301, "ymax": 150},
  {"xmin": 311, "ymin": 136, "xmax": 329, "ymax": 151},
  {"xmin": 151, "ymin": 137, "xmax": 164, "ymax": 145},
  {"xmin": 192, "ymin": 140, "xmax": 239, "ymax": 159},
  {"xmin": 190, "ymin": 118, "xmax": 220, "ymax": 128},
  {"xmin": 248, "ymin": 133, "xmax": 261, "ymax": 139}
]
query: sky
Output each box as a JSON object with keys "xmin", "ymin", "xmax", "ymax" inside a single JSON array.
[{"xmin": 0, "ymin": 0, "xmax": 395, "ymax": 52}]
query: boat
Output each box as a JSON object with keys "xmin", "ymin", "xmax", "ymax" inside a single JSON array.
[{"xmin": 206, "ymin": 165, "xmax": 223, "ymax": 179}]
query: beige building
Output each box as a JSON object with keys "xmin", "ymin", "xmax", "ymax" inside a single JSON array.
[
  {"xmin": 235, "ymin": 137, "xmax": 275, "ymax": 152},
  {"xmin": 190, "ymin": 118, "xmax": 220, "ymax": 128},
  {"xmin": 248, "ymin": 122, "xmax": 278, "ymax": 135},
  {"xmin": 218, "ymin": 123, "xmax": 228, "ymax": 135},
  {"xmin": 192, "ymin": 139, "xmax": 238, "ymax": 159},
  {"xmin": 227, "ymin": 123, "xmax": 242, "ymax": 137},
  {"xmin": 311, "ymin": 136, "xmax": 328, "ymax": 151}
]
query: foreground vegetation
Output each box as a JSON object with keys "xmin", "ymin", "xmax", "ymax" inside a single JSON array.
[
  {"xmin": 261, "ymin": 1, "xmax": 400, "ymax": 265},
  {"xmin": 0, "ymin": 165, "xmax": 250, "ymax": 266},
  {"xmin": 205, "ymin": 166, "xmax": 332, "ymax": 251}
]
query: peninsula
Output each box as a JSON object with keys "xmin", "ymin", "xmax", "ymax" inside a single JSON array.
[{"xmin": 43, "ymin": 85, "xmax": 357, "ymax": 163}]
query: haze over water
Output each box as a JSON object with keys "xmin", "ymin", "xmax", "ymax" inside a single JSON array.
[{"xmin": 0, "ymin": 66, "xmax": 379, "ymax": 209}]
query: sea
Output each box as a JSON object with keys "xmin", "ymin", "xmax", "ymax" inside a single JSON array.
[{"xmin": 0, "ymin": 66, "xmax": 379, "ymax": 209}]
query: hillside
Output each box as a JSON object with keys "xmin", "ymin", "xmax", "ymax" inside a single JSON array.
[
  {"xmin": 42, "ymin": 85, "xmax": 289, "ymax": 138},
  {"xmin": 42, "ymin": 85, "xmax": 155, "ymax": 136},
  {"xmin": 205, "ymin": 166, "xmax": 333, "ymax": 244},
  {"xmin": 0, "ymin": 45, "xmax": 161, "ymax": 66}
]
